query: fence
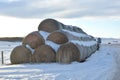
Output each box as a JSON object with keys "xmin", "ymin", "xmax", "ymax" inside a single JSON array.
[
  {"xmin": 1, "ymin": 51, "xmax": 4, "ymax": 64},
  {"xmin": 0, "ymin": 50, "xmax": 11, "ymax": 65}
]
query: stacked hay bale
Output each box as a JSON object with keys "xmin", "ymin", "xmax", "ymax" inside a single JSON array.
[
  {"xmin": 32, "ymin": 45, "xmax": 56, "ymax": 63},
  {"xmin": 10, "ymin": 45, "xmax": 32, "ymax": 64},
  {"xmin": 38, "ymin": 18, "xmax": 86, "ymax": 34},
  {"xmin": 47, "ymin": 31, "xmax": 69, "ymax": 44},
  {"xmin": 56, "ymin": 42, "xmax": 80, "ymax": 64},
  {"xmin": 10, "ymin": 18, "xmax": 98, "ymax": 64},
  {"xmin": 22, "ymin": 31, "xmax": 45, "ymax": 49}
]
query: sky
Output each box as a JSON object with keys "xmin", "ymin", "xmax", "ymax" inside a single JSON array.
[{"xmin": 0, "ymin": 0, "xmax": 120, "ymax": 38}]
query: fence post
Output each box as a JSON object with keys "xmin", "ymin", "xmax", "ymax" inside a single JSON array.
[{"xmin": 1, "ymin": 51, "xmax": 4, "ymax": 64}]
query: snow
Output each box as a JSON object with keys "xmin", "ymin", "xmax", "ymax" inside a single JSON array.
[
  {"xmin": 102, "ymin": 38, "xmax": 120, "ymax": 44},
  {"xmin": 62, "ymin": 29, "xmax": 89, "ymax": 38},
  {"xmin": 46, "ymin": 41, "xmax": 60, "ymax": 52},
  {"xmin": 39, "ymin": 29, "xmax": 91, "ymax": 41},
  {"xmin": 71, "ymin": 40, "xmax": 97, "ymax": 46},
  {"xmin": 25, "ymin": 44, "xmax": 35, "ymax": 54},
  {"xmin": 0, "ymin": 38, "xmax": 120, "ymax": 80},
  {"xmin": 39, "ymin": 30, "xmax": 50, "ymax": 40}
]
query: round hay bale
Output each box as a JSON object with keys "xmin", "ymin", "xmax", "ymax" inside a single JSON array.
[
  {"xmin": 56, "ymin": 42, "xmax": 80, "ymax": 64},
  {"xmin": 33, "ymin": 45, "xmax": 56, "ymax": 63},
  {"xmin": 10, "ymin": 45, "xmax": 32, "ymax": 64},
  {"xmin": 72, "ymin": 42, "xmax": 98, "ymax": 62},
  {"xmin": 38, "ymin": 19, "xmax": 60, "ymax": 32},
  {"xmin": 47, "ymin": 31, "xmax": 68, "ymax": 44},
  {"xmin": 22, "ymin": 31, "xmax": 45, "ymax": 49}
]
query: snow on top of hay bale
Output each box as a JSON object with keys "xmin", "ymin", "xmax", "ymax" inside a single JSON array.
[
  {"xmin": 32, "ymin": 45, "xmax": 56, "ymax": 63},
  {"xmin": 25, "ymin": 44, "xmax": 35, "ymax": 54},
  {"xmin": 60, "ymin": 29, "xmax": 96, "ymax": 41},
  {"xmin": 70, "ymin": 41, "xmax": 98, "ymax": 61},
  {"xmin": 38, "ymin": 18, "xmax": 62, "ymax": 32},
  {"xmin": 10, "ymin": 45, "xmax": 32, "ymax": 64},
  {"xmin": 61, "ymin": 29, "xmax": 89, "ymax": 38},
  {"xmin": 47, "ymin": 31, "xmax": 68, "ymax": 44},
  {"xmin": 71, "ymin": 40, "xmax": 97, "ymax": 47},
  {"xmin": 56, "ymin": 42, "xmax": 80, "ymax": 64},
  {"xmin": 22, "ymin": 31, "xmax": 45, "ymax": 49},
  {"xmin": 65, "ymin": 25, "xmax": 87, "ymax": 34},
  {"xmin": 39, "ymin": 30, "xmax": 50, "ymax": 40},
  {"xmin": 46, "ymin": 40, "xmax": 60, "ymax": 52}
]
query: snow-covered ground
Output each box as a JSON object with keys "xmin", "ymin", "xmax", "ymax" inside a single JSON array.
[{"xmin": 0, "ymin": 38, "xmax": 120, "ymax": 80}]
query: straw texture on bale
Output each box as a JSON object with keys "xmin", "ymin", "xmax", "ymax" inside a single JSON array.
[
  {"xmin": 56, "ymin": 42, "xmax": 80, "ymax": 64},
  {"xmin": 32, "ymin": 45, "xmax": 56, "ymax": 63},
  {"xmin": 38, "ymin": 19, "xmax": 61, "ymax": 32},
  {"xmin": 22, "ymin": 31, "xmax": 45, "ymax": 49},
  {"xmin": 75, "ymin": 43, "xmax": 97, "ymax": 61},
  {"xmin": 10, "ymin": 45, "xmax": 32, "ymax": 64},
  {"xmin": 47, "ymin": 31, "xmax": 68, "ymax": 44}
]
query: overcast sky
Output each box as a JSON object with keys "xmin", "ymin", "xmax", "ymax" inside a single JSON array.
[{"xmin": 0, "ymin": 0, "xmax": 120, "ymax": 38}]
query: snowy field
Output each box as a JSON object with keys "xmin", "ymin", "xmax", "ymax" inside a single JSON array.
[{"xmin": 0, "ymin": 38, "xmax": 120, "ymax": 80}]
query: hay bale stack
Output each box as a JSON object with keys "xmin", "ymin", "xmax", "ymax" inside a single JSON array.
[
  {"xmin": 47, "ymin": 31, "xmax": 68, "ymax": 44},
  {"xmin": 22, "ymin": 31, "xmax": 45, "ymax": 49},
  {"xmin": 32, "ymin": 45, "xmax": 56, "ymax": 63},
  {"xmin": 10, "ymin": 18, "xmax": 98, "ymax": 64},
  {"xmin": 38, "ymin": 19, "xmax": 63, "ymax": 32},
  {"xmin": 56, "ymin": 42, "xmax": 80, "ymax": 64},
  {"xmin": 10, "ymin": 45, "xmax": 32, "ymax": 64}
]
